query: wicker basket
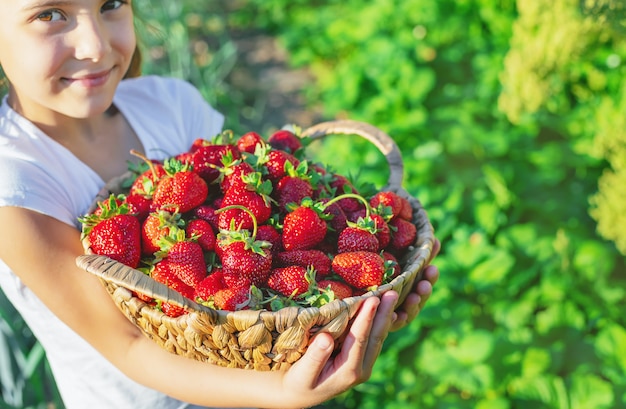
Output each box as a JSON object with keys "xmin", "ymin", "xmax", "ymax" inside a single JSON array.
[{"xmin": 76, "ymin": 120, "xmax": 435, "ymax": 371}]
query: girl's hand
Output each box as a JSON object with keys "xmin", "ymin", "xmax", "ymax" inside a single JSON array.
[
  {"xmin": 390, "ymin": 238, "xmax": 441, "ymax": 332},
  {"xmin": 278, "ymin": 291, "xmax": 399, "ymax": 408}
]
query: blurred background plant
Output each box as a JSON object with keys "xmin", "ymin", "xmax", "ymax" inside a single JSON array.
[{"xmin": 1, "ymin": 0, "xmax": 625, "ymax": 408}]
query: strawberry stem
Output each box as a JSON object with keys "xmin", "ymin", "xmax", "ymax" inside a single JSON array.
[
  {"xmin": 130, "ymin": 149, "xmax": 158, "ymax": 182},
  {"xmin": 214, "ymin": 205, "xmax": 259, "ymax": 239},
  {"xmin": 322, "ymin": 193, "xmax": 372, "ymax": 218}
]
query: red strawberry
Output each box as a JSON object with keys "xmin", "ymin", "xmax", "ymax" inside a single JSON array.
[
  {"xmin": 186, "ymin": 218, "xmax": 216, "ymax": 252},
  {"xmin": 125, "ymin": 193, "xmax": 151, "ymax": 221},
  {"xmin": 282, "ymin": 201, "xmax": 328, "ymax": 250},
  {"xmin": 370, "ymin": 191, "xmax": 404, "ymax": 219},
  {"xmin": 275, "ymin": 175, "xmax": 313, "ymax": 212},
  {"xmin": 267, "ymin": 265, "xmax": 312, "ymax": 298},
  {"xmin": 275, "ymin": 250, "xmax": 331, "ymax": 277},
  {"xmin": 141, "ymin": 211, "xmax": 183, "ymax": 255},
  {"xmin": 319, "ymin": 198, "xmax": 348, "ymax": 235},
  {"xmin": 370, "ymin": 213, "xmax": 391, "ymax": 250},
  {"xmin": 388, "ymin": 218, "xmax": 417, "ymax": 254},
  {"xmin": 152, "ymin": 159, "xmax": 208, "ymax": 213},
  {"xmin": 213, "ymin": 286, "xmax": 251, "ymax": 311},
  {"xmin": 81, "ymin": 197, "xmax": 141, "ymax": 268},
  {"xmin": 331, "ymin": 251, "xmax": 386, "ymax": 289},
  {"xmin": 268, "ymin": 129, "xmax": 302, "ymax": 153},
  {"xmin": 217, "ymin": 213, "xmax": 273, "ymax": 288},
  {"xmin": 220, "ymin": 161, "xmax": 255, "ymax": 193},
  {"xmin": 382, "ymin": 251, "xmax": 402, "ymax": 279},
  {"xmin": 317, "ymin": 279, "xmax": 354, "ymax": 300},
  {"xmin": 236, "ymin": 131, "xmax": 265, "ymax": 154},
  {"xmin": 220, "ymin": 240, "xmax": 273, "ymax": 288},
  {"xmin": 158, "ymin": 240, "xmax": 208, "ymax": 288},
  {"xmin": 151, "ymin": 260, "xmax": 195, "ymax": 317},
  {"xmin": 398, "ymin": 196, "xmax": 413, "ymax": 220},
  {"xmin": 256, "ymin": 224, "xmax": 283, "ymax": 255},
  {"xmin": 194, "ymin": 269, "xmax": 226, "ymax": 302},
  {"xmin": 129, "ymin": 161, "xmax": 166, "ymax": 198},
  {"xmin": 263, "ymin": 149, "xmax": 300, "ymax": 182},
  {"xmin": 337, "ymin": 226, "xmax": 379, "ymax": 253},
  {"xmin": 191, "ymin": 143, "xmax": 241, "ymax": 184},
  {"xmin": 218, "ymin": 173, "xmax": 273, "ymax": 231},
  {"xmin": 192, "ymin": 204, "xmax": 220, "ymax": 232},
  {"xmin": 218, "ymin": 190, "xmax": 272, "ymax": 231},
  {"xmin": 330, "ymin": 175, "xmax": 362, "ymax": 213}
]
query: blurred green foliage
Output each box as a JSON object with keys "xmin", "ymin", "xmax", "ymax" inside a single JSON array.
[{"xmin": 1, "ymin": 0, "xmax": 625, "ymax": 408}]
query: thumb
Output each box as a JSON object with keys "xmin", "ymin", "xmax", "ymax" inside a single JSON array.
[{"xmin": 291, "ymin": 332, "xmax": 334, "ymax": 384}]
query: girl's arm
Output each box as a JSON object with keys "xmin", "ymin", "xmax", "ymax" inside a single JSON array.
[{"xmin": 0, "ymin": 206, "xmax": 407, "ymax": 408}]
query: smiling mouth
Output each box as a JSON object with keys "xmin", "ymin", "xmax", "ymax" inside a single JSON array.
[{"xmin": 62, "ymin": 68, "xmax": 113, "ymax": 88}]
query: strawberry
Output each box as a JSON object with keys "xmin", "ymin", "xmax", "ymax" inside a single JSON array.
[
  {"xmin": 337, "ymin": 226, "xmax": 379, "ymax": 253},
  {"xmin": 236, "ymin": 131, "xmax": 265, "ymax": 154},
  {"xmin": 213, "ymin": 286, "xmax": 251, "ymax": 311},
  {"xmin": 319, "ymin": 198, "xmax": 348, "ymax": 235},
  {"xmin": 219, "ymin": 160, "xmax": 255, "ymax": 193},
  {"xmin": 274, "ymin": 250, "xmax": 331, "ymax": 277},
  {"xmin": 186, "ymin": 218, "xmax": 216, "ymax": 252},
  {"xmin": 220, "ymin": 239, "xmax": 273, "ymax": 288},
  {"xmin": 157, "ymin": 238, "xmax": 208, "ymax": 288},
  {"xmin": 125, "ymin": 193, "xmax": 151, "ymax": 221},
  {"xmin": 388, "ymin": 217, "xmax": 417, "ymax": 254},
  {"xmin": 217, "ymin": 207, "xmax": 273, "ymax": 288},
  {"xmin": 141, "ymin": 210, "xmax": 183, "ymax": 255},
  {"xmin": 128, "ymin": 161, "xmax": 166, "ymax": 198},
  {"xmin": 317, "ymin": 279, "xmax": 354, "ymax": 300},
  {"xmin": 152, "ymin": 158, "xmax": 208, "ymax": 213},
  {"xmin": 268, "ymin": 129, "xmax": 302, "ymax": 153},
  {"xmin": 267, "ymin": 265, "xmax": 313, "ymax": 298},
  {"xmin": 370, "ymin": 213, "xmax": 391, "ymax": 250},
  {"xmin": 262, "ymin": 149, "xmax": 300, "ymax": 182},
  {"xmin": 194, "ymin": 268, "xmax": 226, "ymax": 302},
  {"xmin": 151, "ymin": 260, "xmax": 195, "ymax": 317},
  {"xmin": 398, "ymin": 196, "xmax": 414, "ymax": 220},
  {"xmin": 192, "ymin": 204, "xmax": 220, "ymax": 232},
  {"xmin": 256, "ymin": 224, "xmax": 283, "ymax": 255},
  {"xmin": 282, "ymin": 200, "xmax": 328, "ymax": 250},
  {"xmin": 273, "ymin": 161, "xmax": 317, "ymax": 212},
  {"xmin": 275, "ymin": 175, "xmax": 313, "ymax": 212},
  {"xmin": 331, "ymin": 251, "xmax": 386, "ymax": 289},
  {"xmin": 191, "ymin": 143, "xmax": 241, "ymax": 184},
  {"xmin": 382, "ymin": 251, "xmax": 402, "ymax": 279},
  {"xmin": 218, "ymin": 189, "xmax": 272, "ymax": 231},
  {"xmin": 330, "ymin": 175, "xmax": 363, "ymax": 214},
  {"xmin": 80, "ymin": 196, "xmax": 141, "ymax": 268},
  {"xmin": 370, "ymin": 191, "xmax": 404, "ymax": 220}
]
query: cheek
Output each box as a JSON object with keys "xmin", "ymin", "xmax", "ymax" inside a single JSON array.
[{"xmin": 112, "ymin": 23, "xmax": 137, "ymax": 65}]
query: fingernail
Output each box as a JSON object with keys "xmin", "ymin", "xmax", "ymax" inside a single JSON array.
[{"xmin": 315, "ymin": 335, "xmax": 332, "ymax": 350}]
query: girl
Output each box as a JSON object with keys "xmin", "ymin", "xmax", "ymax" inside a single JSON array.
[{"xmin": 0, "ymin": 0, "xmax": 440, "ymax": 408}]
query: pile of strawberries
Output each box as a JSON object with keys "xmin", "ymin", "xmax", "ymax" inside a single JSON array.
[{"xmin": 80, "ymin": 128, "xmax": 417, "ymax": 316}]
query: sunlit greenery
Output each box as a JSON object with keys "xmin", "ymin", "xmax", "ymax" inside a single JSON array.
[{"xmin": 1, "ymin": 1, "xmax": 625, "ymax": 408}]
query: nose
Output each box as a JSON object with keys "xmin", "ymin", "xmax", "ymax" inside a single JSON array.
[{"xmin": 72, "ymin": 15, "xmax": 111, "ymax": 61}]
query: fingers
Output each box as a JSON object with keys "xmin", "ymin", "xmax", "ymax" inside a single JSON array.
[
  {"xmin": 361, "ymin": 291, "xmax": 398, "ymax": 373},
  {"xmin": 390, "ymin": 262, "xmax": 440, "ymax": 331},
  {"xmin": 292, "ymin": 332, "xmax": 335, "ymax": 388}
]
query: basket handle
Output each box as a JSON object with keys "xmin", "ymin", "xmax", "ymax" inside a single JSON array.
[{"xmin": 300, "ymin": 120, "xmax": 404, "ymax": 190}]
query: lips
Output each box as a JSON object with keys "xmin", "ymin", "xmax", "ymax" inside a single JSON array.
[{"xmin": 62, "ymin": 68, "xmax": 113, "ymax": 88}]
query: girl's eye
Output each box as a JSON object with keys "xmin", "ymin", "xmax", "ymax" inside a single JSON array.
[
  {"xmin": 37, "ymin": 10, "xmax": 64, "ymax": 22},
  {"xmin": 101, "ymin": 0, "xmax": 126, "ymax": 12}
]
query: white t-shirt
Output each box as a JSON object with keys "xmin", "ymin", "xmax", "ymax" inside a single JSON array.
[{"xmin": 0, "ymin": 76, "xmax": 224, "ymax": 409}]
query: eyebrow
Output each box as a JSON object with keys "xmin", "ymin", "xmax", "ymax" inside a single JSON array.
[{"xmin": 20, "ymin": 0, "xmax": 74, "ymax": 12}]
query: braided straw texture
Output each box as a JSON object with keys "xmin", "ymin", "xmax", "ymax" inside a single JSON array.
[{"xmin": 76, "ymin": 120, "xmax": 435, "ymax": 371}]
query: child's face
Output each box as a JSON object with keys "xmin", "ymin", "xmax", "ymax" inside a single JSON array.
[{"xmin": 0, "ymin": 0, "xmax": 136, "ymax": 120}]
